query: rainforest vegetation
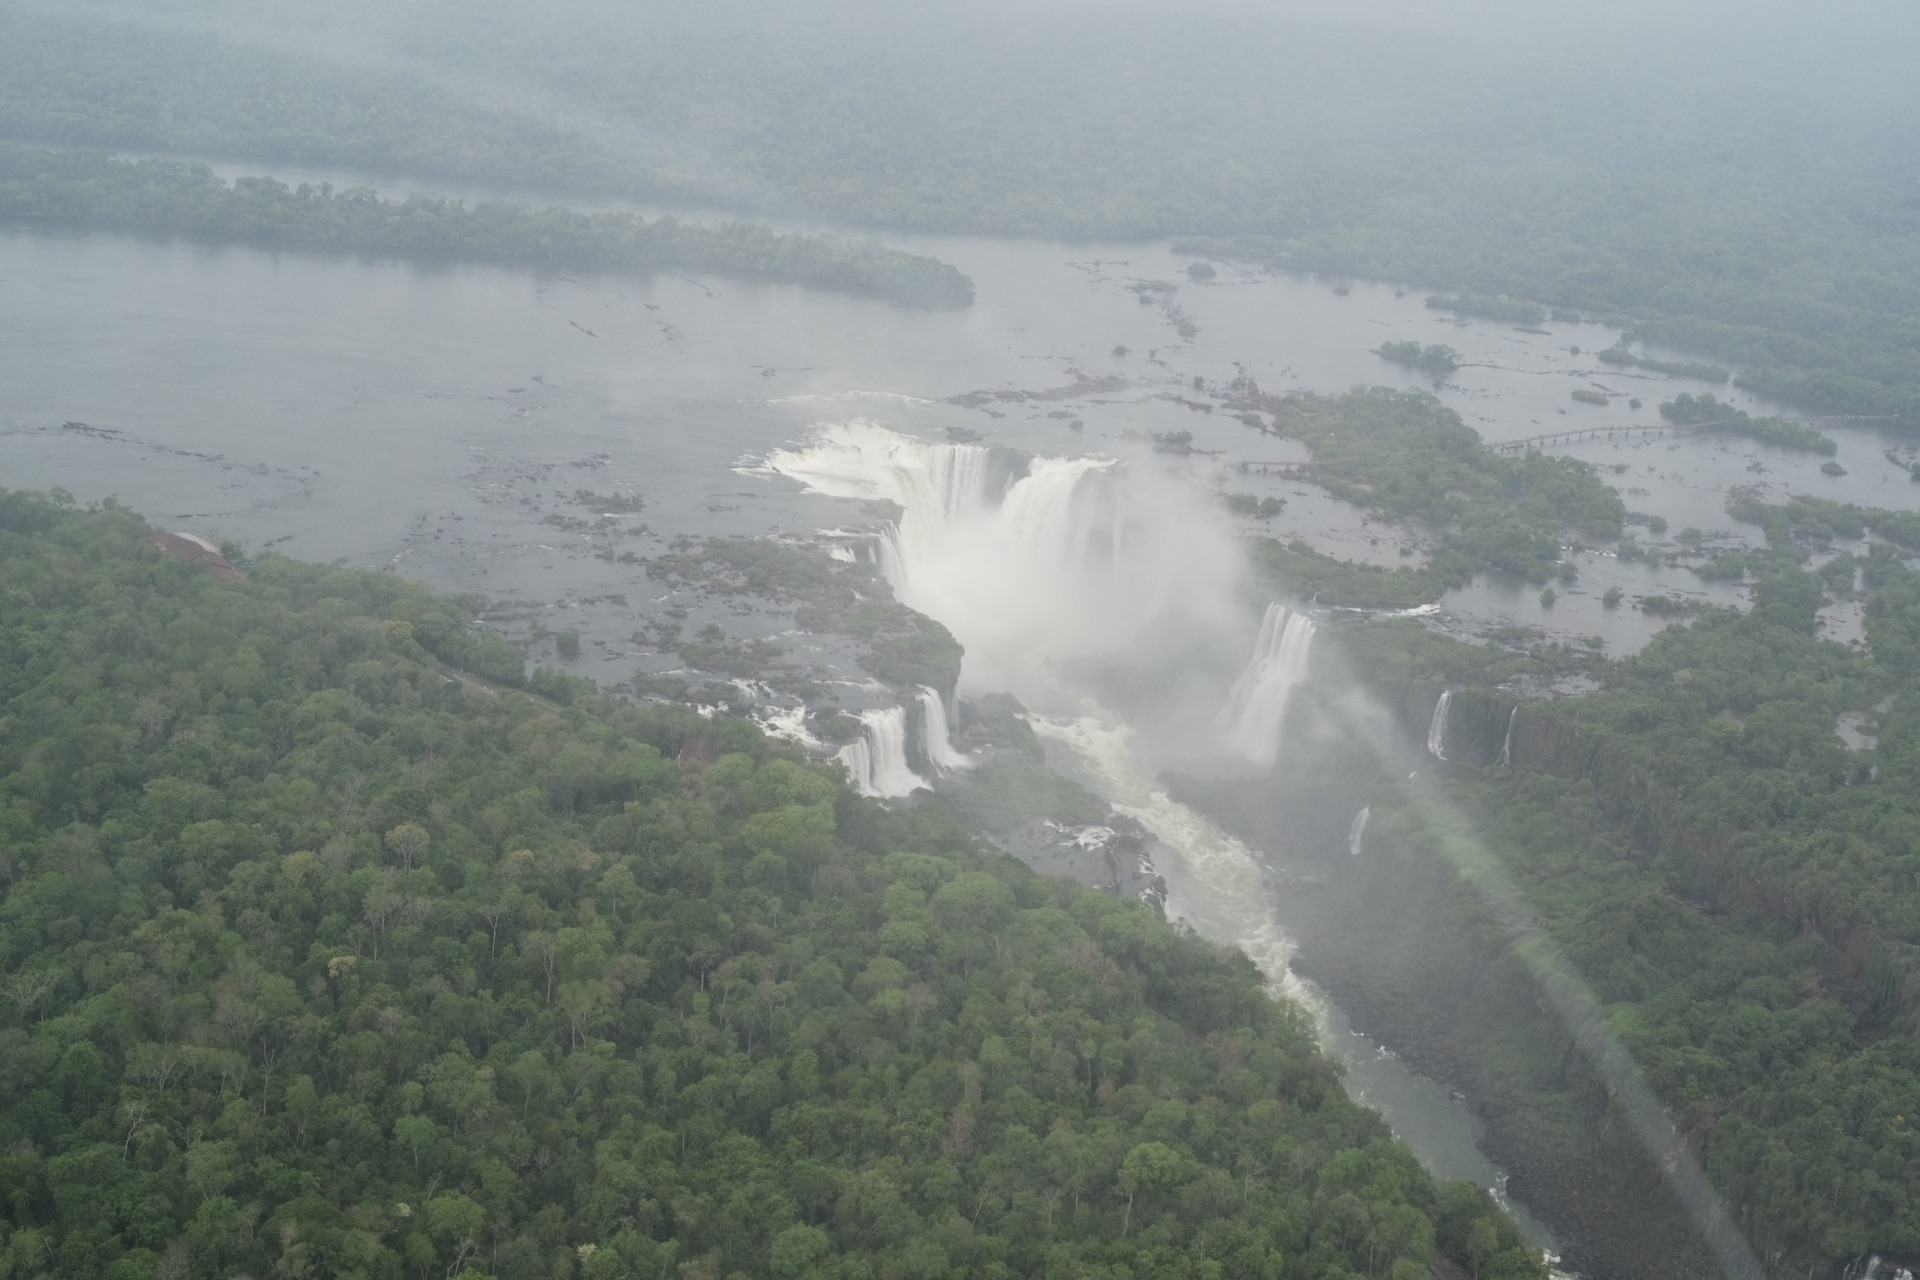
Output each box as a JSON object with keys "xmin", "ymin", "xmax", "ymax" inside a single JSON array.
[
  {"xmin": 1371, "ymin": 343, "xmax": 1459, "ymax": 381},
  {"xmin": 1291, "ymin": 486, "xmax": 1920, "ymax": 1274},
  {"xmin": 8, "ymin": 1, "xmax": 1920, "ymax": 1273},
  {"xmin": 1244, "ymin": 389, "xmax": 1624, "ymax": 606},
  {"xmin": 0, "ymin": 490, "xmax": 1541, "ymax": 1280},
  {"xmin": 1595, "ymin": 346, "xmax": 1730, "ymax": 385},
  {"xmin": 1657, "ymin": 394, "xmax": 1838, "ymax": 456},
  {"xmin": 0, "ymin": 148, "xmax": 973, "ymax": 310}
]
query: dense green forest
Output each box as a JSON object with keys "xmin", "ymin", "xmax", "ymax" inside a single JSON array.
[
  {"xmin": 1283, "ymin": 494, "xmax": 1920, "ymax": 1273},
  {"xmin": 2, "ymin": 0, "xmax": 1913, "ymax": 423},
  {"xmin": 0, "ymin": 490, "xmax": 1540, "ymax": 1280},
  {"xmin": 0, "ymin": 148, "xmax": 972, "ymax": 309},
  {"xmin": 1656, "ymin": 394, "xmax": 1837, "ymax": 457}
]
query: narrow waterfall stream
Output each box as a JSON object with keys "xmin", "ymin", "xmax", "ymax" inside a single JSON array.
[
  {"xmin": 769, "ymin": 422, "xmax": 1560, "ymax": 1253},
  {"xmin": 1218, "ymin": 604, "xmax": 1317, "ymax": 766},
  {"xmin": 1428, "ymin": 689, "xmax": 1454, "ymax": 760},
  {"xmin": 917, "ymin": 687, "xmax": 973, "ymax": 772},
  {"xmin": 835, "ymin": 706, "xmax": 924, "ymax": 797}
]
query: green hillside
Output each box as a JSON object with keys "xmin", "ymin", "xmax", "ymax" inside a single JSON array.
[{"xmin": 0, "ymin": 490, "xmax": 1536, "ymax": 1280}]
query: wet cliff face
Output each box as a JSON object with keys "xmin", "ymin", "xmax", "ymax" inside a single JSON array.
[{"xmin": 1163, "ymin": 695, "xmax": 1724, "ymax": 1280}]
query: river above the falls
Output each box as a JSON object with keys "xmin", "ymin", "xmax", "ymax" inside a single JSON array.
[{"xmin": 5, "ymin": 200, "xmax": 1913, "ymax": 1267}]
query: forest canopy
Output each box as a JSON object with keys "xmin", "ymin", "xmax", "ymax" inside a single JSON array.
[
  {"xmin": 0, "ymin": 491, "xmax": 1537, "ymax": 1280},
  {"xmin": 0, "ymin": 148, "xmax": 974, "ymax": 310}
]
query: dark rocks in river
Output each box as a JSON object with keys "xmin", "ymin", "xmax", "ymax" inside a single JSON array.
[{"xmin": 1001, "ymin": 816, "xmax": 1167, "ymax": 913}]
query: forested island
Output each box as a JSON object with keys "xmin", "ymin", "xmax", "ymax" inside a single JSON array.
[
  {"xmin": 1240, "ymin": 388, "xmax": 1623, "ymax": 608},
  {"xmin": 0, "ymin": 148, "xmax": 974, "ymax": 310},
  {"xmin": 0, "ymin": 491, "xmax": 1539, "ymax": 1280}
]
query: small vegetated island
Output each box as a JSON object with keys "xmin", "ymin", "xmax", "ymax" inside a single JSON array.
[
  {"xmin": 0, "ymin": 491, "xmax": 1540, "ymax": 1280},
  {"xmin": 0, "ymin": 147, "xmax": 975, "ymax": 310},
  {"xmin": 1372, "ymin": 341, "xmax": 1459, "ymax": 380}
]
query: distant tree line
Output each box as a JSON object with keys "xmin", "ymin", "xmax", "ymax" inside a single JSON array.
[
  {"xmin": 0, "ymin": 3, "xmax": 1912, "ymax": 425},
  {"xmin": 0, "ymin": 148, "xmax": 975, "ymax": 310}
]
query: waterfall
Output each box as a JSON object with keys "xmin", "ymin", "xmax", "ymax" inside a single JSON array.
[
  {"xmin": 917, "ymin": 687, "xmax": 972, "ymax": 772},
  {"xmin": 1499, "ymin": 706, "xmax": 1517, "ymax": 767},
  {"xmin": 1427, "ymin": 689, "xmax": 1453, "ymax": 760},
  {"xmin": 1348, "ymin": 806, "xmax": 1370, "ymax": 857},
  {"xmin": 997, "ymin": 455, "xmax": 1115, "ymax": 573},
  {"xmin": 835, "ymin": 707, "xmax": 925, "ymax": 797},
  {"xmin": 763, "ymin": 421, "xmax": 995, "ymax": 596},
  {"xmin": 1220, "ymin": 603, "xmax": 1316, "ymax": 766},
  {"xmin": 765, "ymin": 422, "xmax": 1239, "ymax": 697}
]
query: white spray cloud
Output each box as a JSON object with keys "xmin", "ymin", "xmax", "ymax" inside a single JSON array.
[{"xmin": 764, "ymin": 419, "xmax": 1247, "ymax": 708}]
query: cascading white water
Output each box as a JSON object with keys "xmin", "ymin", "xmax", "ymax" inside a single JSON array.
[
  {"xmin": 1349, "ymin": 806, "xmax": 1371, "ymax": 857},
  {"xmin": 1220, "ymin": 603, "xmax": 1316, "ymax": 766},
  {"xmin": 835, "ymin": 707, "xmax": 925, "ymax": 797},
  {"xmin": 917, "ymin": 686, "xmax": 972, "ymax": 772},
  {"xmin": 762, "ymin": 421, "xmax": 994, "ymax": 597},
  {"xmin": 1427, "ymin": 689, "xmax": 1453, "ymax": 760},
  {"xmin": 764, "ymin": 421, "xmax": 1240, "ymax": 698},
  {"xmin": 1499, "ymin": 706, "xmax": 1517, "ymax": 767}
]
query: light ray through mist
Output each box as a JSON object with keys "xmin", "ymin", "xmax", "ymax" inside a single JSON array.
[{"xmin": 1331, "ymin": 693, "xmax": 1768, "ymax": 1280}]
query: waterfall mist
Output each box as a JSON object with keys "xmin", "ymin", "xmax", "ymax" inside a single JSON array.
[{"xmin": 766, "ymin": 420, "xmax": 1248, "ymax": 718}]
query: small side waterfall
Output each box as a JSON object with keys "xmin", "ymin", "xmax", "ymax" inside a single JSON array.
[
  {"xmin": 1499, "ymin": 706, "xmax": 1518, "ymax": 767},
  {"xmin": 917, "ymin": 687, "xmax": 972, "ymax": 772},
  {"xmin": 1221, "ymin": 603, "xmax": 1317, "ymax": 766},
  {"xmin": 835, "ymin": 707, "xmax": 925, "ymax": 797},
  {"xmin": 1348, "ymin": 806, "xmax": 1371, "ymax": 857},
  {"xmin": 1427, "ymin": 689, "xmax": 1453, "ymax": 760}
]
